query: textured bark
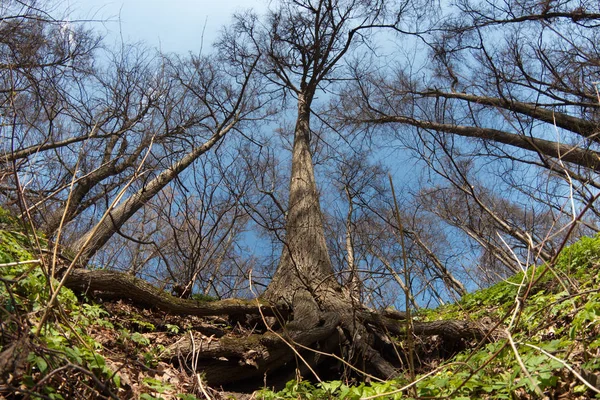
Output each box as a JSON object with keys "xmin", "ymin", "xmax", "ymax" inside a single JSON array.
[
  {"xmin": 0, "ymin": 335, "xmax": 31, "ymax": 384},
  {"xmin": 163, "ymin": 318, "xmax": 339, "ymax": 385},
  {"xmin": 360, "ymin": 309, "xmax": 487, "ymax": 342},
  {"xmin": 252, "ymin": 89, "xmax": 400, "ymax": 382},
  {"xmin": 60, "ymin": 267, "xmax": 489, "ymax": 388},
  {"xmin": 165, "ymin": 305, "xmax": 486, "ymax": 386},
  {"xmin": 263, "ymin": 94, "xmax": 340, "ymax": 304},
  {"xmin": 256, "ymin": 63, "xmax": 404, "ymax": 385}
]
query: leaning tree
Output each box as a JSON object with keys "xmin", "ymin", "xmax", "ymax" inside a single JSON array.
[{"xmin": 337, "ymin": 0, "xmax": 600, "ymax": 276}]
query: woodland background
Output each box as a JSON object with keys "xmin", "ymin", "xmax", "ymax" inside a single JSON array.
[{"xmin": 1, "ymin": 0, "xmax": 599, "ymax": 398}]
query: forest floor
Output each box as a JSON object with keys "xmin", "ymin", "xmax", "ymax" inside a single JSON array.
[{"xmin": 1, "ymin": 211, "xmax": 600, "ymax": 399}]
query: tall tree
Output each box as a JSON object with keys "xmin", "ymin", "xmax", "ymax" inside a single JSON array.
[
  {"xmin": 212, "ymin": 0, "xmax": 414, "ymax": 379},
  {"xmin": 354, "ymin": 0, "xmax": 597, "ymax": 147},
  {"xmin": 70, "ymin": 53, "xmax": 263, "ymax": 262},
  {"xmin": 340, "ymin": 0, "xmax": 599, "ymax": 182},
  {"xmin": 221, "ymin": 0, "xmax": 402, "ymax": 303},
  {"xmin": 1, "ymin": 0, "xmax": 501, "ymax": 390}
]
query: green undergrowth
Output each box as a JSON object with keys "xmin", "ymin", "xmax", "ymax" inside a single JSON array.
[
  {"xmin": 0, "ymin": 224, "xmax": 122, "ymax": 398},
  {"xmin": 0, "ymin": 209, "xmax": 218, "ymax": 399},
  {"xmin": 0, "ymin": 222, "xmax": 204, "ymax": 399},
  {"xmin": 257, "ymin": 234, "xmax": 600, "ymax": 399},
  {"xmin": 2, "ymin": 206, "xmax": 600, "ymax": 399}
]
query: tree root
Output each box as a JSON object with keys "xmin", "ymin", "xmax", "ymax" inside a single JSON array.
[
  {"xmin": 64, "ymin": 268, "xmax": 287, "ymax": 318},
  {"xmin": 63, "ymin": 269, "xmax": 492, "ymax": 389}
]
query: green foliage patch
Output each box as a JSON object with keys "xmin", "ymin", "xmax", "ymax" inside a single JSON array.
[
  {"xmin": 0, "ymin": 212, "xmax": 210, "ymax": 398},
  {"xmin": 0, "ymin": 220, "xmax": 120, "ymax": 397},
  {"xmin": 0, "ymin": 229, "xmax": 36, "ymax": 264},
  {"xmin": 258, "ymin": 234, "xmax": 600, "ymax": 399},
  {"xmin": 256, "ymin": 379, "xmax": 404, "ymax": 400}
]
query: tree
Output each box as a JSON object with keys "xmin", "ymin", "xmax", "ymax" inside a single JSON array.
[
  {"xmin": 207, "ymin": 0, "xmax": 399, "ymax": 379},
  {"xmin": 1, "ymin": 0, "xmax": 100, "ymax": 220},
  {"xmin": 135, "ymin": 0, "xmax": 483, "ymax": 385},
  {"xmin": 324, "ymin": 151, "xmax": 466, "ymax": 307},
  {"xmin": 346, "ymin": 0, "xmax": 599, "ymax": 163},
  {"xmin": 69, "ymin": 55, "xmax": 260, "ymax": 262},
  {"xmin": 339, "ymin": 0, "xmax": 599, "ymax": 187},
  {"xmin": 2, "ymin": 27, "xmax": 263, "ymax": 263},
  {"xmin": 0, "ymin": 0, "xmax": 507, "ymax": 391},
  {"xmin": 335, "ymin": 0, "xmax": 599, "ymax": 282}
]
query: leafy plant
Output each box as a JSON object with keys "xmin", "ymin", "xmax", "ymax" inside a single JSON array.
[
  {"xmin": 165, "ymin": 323, "xmax": 180, "ymax": 334},
  {"xmin": 132, "ymin": 317, "xmax": 156, "ymax": 332},
  {"xmin": 143, "ymin": 376, "xmax": 173, "ymax": 396},
  {"xmin": 0, "ymin": 229, "xmax": 37, "ymax": 264},
  {"xmin": 177, "ymin": 395, "xmax": 201, "ymax": 400}
]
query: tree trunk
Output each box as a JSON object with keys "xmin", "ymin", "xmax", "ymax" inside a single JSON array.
[
  {"xmin": 71, "ymin": 121, "xmax": 236, "ymax": 263},
  {"xmin": 263, "ymin": 93, "xmax": 341, "ymax": 304},
  {"xmin": 258, "ymin": 91, "xmax": 402, "ymax": 383}
]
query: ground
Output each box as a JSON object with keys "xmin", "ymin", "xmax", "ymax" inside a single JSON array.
[{"xmin": 1, "ymin": 215, "xmax": 600, "ymax": 399}]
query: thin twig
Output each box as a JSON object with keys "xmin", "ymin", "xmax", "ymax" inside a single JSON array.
[
  {"xmin": 506, "ymin": 329, "xmax": 544, "ymax": 397},
  {"xmin": 389, "ymin": 174, "xmax": 416, "ymax": 388},
  {"xmin": 525, "ymin": 343, "xmax": 600, "ymax": 395},
  {"xmin": 196, "ymin": 373, "xmax": 213, "ymax": 400},
  {"xmin": 0, "ymin": 259, "xmax": 41, "ymax": 268}
]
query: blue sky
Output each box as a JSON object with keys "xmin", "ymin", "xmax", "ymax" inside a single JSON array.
[{"xmin": 71, "ymin": 0, "xmax": 267, "ymax": 54}]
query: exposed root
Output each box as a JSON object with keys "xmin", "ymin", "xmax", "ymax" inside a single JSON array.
[
  {"xmin": 62, "ymin": 269, "xmax": 493, "ymax": 390},
  {"xmin": 64, "ymin": 269, "xmax": 287, "ymax": 318}
]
